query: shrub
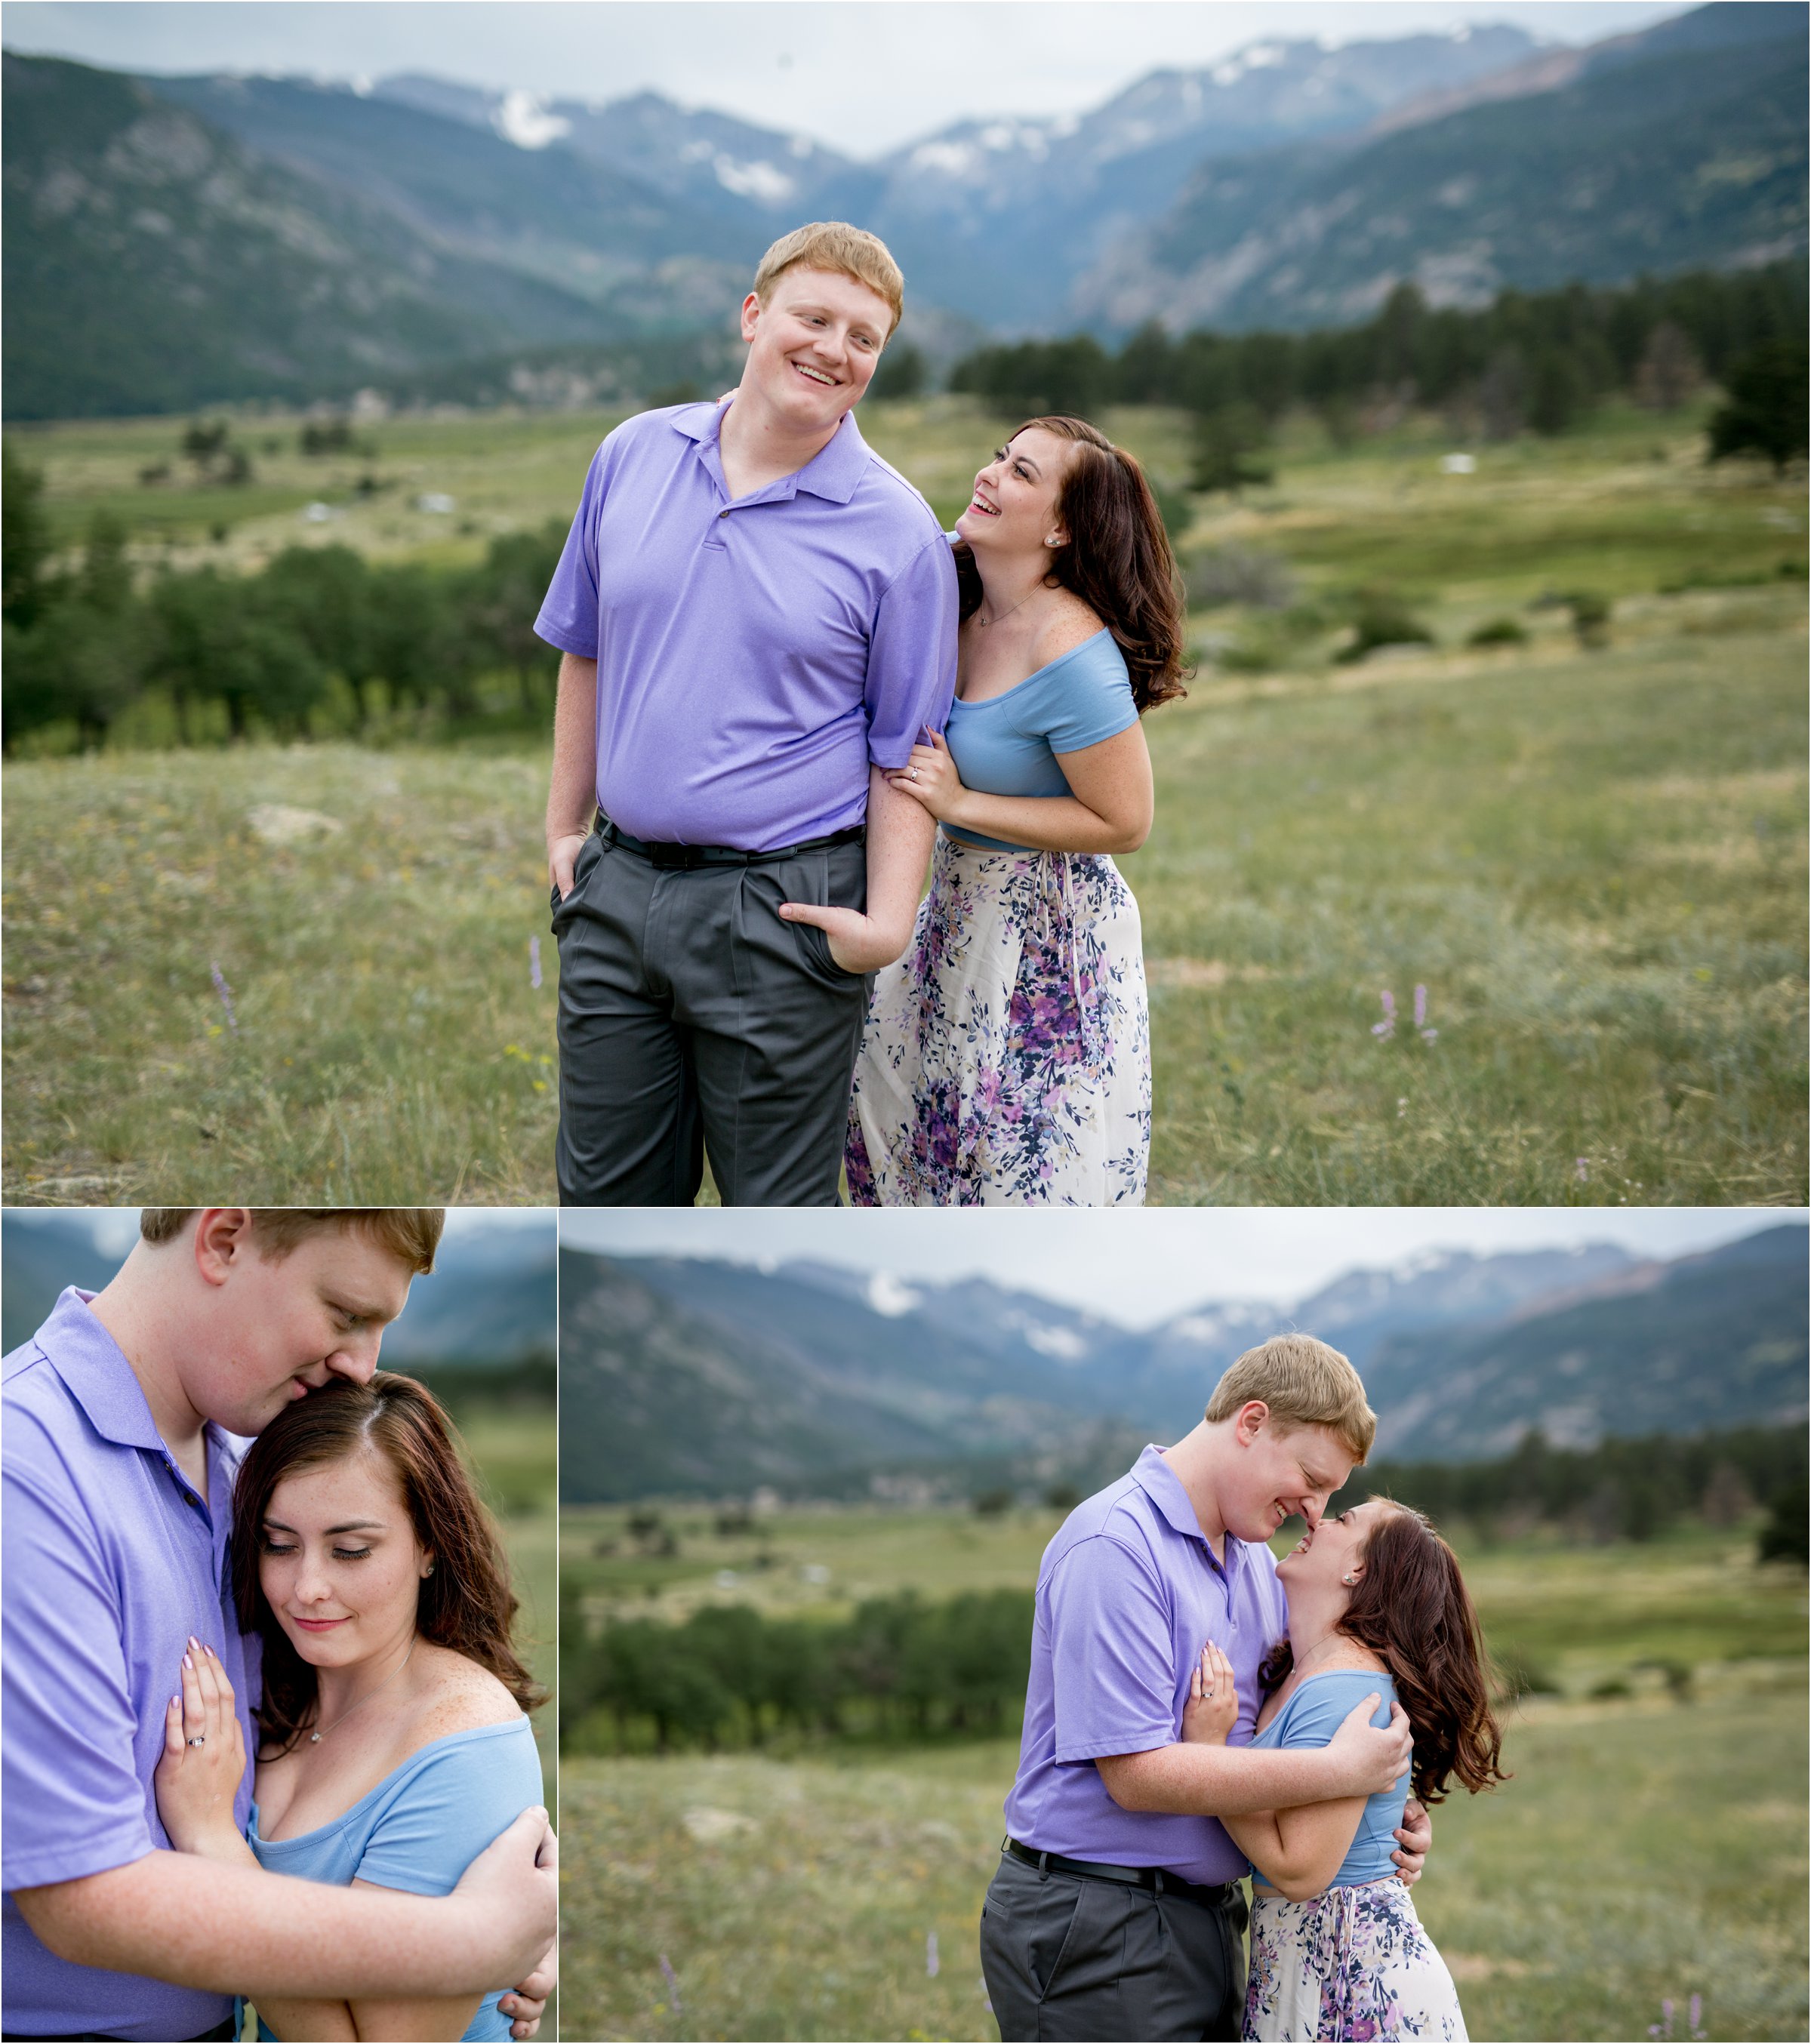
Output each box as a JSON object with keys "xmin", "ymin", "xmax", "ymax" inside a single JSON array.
[
  {"xmin": 1338, "ymin": 588, "xmax": 1435, "ymax": 664},
  {"xmin": 1468, "ymin": 615, "xmax": 1528, "ymax": 648}
]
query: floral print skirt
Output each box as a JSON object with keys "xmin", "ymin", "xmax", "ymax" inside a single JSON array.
[
  {"xmin": 845, "ymin": 832, "xmax": 1150, "ymax": 1205},
  {"xmin": 1244, "ymin": 1882, "xmax": 1468, "ymax": 2042}
]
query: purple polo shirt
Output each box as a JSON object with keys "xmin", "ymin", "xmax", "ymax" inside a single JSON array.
[
  {"xmin": 3, "ymin": 1289, "xmax": 257, "ymax": 2042},
  {"xmin": 534, "ymin": 400, "xmax": 958, "ymax": 851},
  {"xmin": 1003, "ymin": 1445, "xmax": 1289, "ymax": 1886}
]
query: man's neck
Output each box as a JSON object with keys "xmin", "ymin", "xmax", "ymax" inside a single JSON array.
[
  {"xmin": 87, "ymin": 1254, "xmax": 211, "ymax": 1488},
  {"xmin": 1160, "ymin": 1424, "xmax": 1230, "ymax": 1563},
  {"xmin": 717, "ymin": 383, "xmax": 847, "ymax": 499}
]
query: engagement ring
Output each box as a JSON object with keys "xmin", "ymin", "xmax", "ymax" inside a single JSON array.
[{"xmin": 186, "ymin": 1735, "xmax": 206, "ymax": 1747}]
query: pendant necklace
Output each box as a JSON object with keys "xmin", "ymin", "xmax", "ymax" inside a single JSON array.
[{"xmin": 308, "ymin": 1639, "xmax": 417, "ymax": 1743}]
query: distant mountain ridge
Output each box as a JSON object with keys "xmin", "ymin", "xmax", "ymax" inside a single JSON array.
[
  {"xmin": 559, "ymin": 1224, "xmax": 1807, "ymax": 1501},
  {"xmin": 5, "ymin": 4, "xmax": 1803, "ymax": 417}
]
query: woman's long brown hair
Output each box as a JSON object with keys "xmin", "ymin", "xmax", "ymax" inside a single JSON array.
[
  {"xmin": 952, "ymin": 414, "xmax": 1188, "ymax": 713},
  {"xmin": 231, "ymin": 1372, "xmax": 545, "ymax": 1757},
  {"xmin": 1259, "ymin": 1502, "xmax": 1508, "ymax": 1806}
]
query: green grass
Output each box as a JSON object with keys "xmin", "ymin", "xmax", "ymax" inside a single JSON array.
[
  {"xmin": 2, "ymin": 743, "xmax": 557, "ymax": 1200},
  {"xmin": 559, "ymin": 1667, "xmax": 1807, "ymax": 2043},
  {"xmin": 5, "ymin": 399, "xmax": 1803, "ymax": 1202}
]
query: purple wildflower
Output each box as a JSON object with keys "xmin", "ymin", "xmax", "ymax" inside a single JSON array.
[
  {"xmin": 209, "ymin": 962, "xmax": 239, "ymax": 1033},
  {"xmin": 658, "ymin": 1953, "xmax": 680, "ymax": 2013},
  {"xmin": 529, "ymin": 936, "xmax": 542, "ymax": 990},
  {"xmin": 1689, "ymin": 1994, "xmax": 1705, "ymax": 2039},
  {"xmin": 1372, "ymin": 990, "xmax": 1397, "ymax": 1039},
  {"xmin": 1414, "ymin": 984, "xmax": 1427, "ymax": 1028},
  {"xmin": 1575, "ymin": 1157, "xmax": 1590, "ymax": 1183},
  {"xmin": 926, "ymin": 1931, "xmax": 940, "ymax": 1977}
]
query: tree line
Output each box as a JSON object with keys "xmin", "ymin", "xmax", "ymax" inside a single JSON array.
[
  {"xmin": 948, "ymin": 263, "xmax": 1809, "ymax": 482},
  {"xmin": 1335, "ymin": 1421, "xmax": 1805, "ymax": 1552},
  {"xmin": 561, "ymin": 1585, "xmax": 1033, "ymax": 1756},
  {"xmin": 2, "ymin": 443, "xmax": 566, "ymax": 753}
]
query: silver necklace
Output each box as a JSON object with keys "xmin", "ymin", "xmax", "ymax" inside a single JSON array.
[
  {"xmin": 307, "ymin": 1639, "xmax": 417, "ymax": 1743},
  {"xmin": 975, "ymin": 586, "xmax": 1045, "ymax": 629}
]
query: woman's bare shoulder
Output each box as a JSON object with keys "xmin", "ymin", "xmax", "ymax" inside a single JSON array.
[
  {"xmin": 407, "ymin": 1644, "xmax": 524, "ymax": 1748},
  {"xmin": 1036, "ymin": 593, "xmax": 1108, "ymax": 667}
]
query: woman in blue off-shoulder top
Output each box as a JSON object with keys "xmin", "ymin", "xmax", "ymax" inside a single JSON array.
[
  {"xmin": 152, "ymin": 1374, "xmax": 550, "ymax": 2043},
  {"xmin": 846, "ymin": 414, "xmax": 1187, "ymax": 1205},
  {"xmin": 1184, "ymin": 1498, "xmax": 1508, "ymax": 2042}
]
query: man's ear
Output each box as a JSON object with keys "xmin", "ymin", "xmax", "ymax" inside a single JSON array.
[
  {"xmin": 738, "ymin": 291, "xmax": 764, "ymax": 344},
  {"xmin": 192, "ymin": 1209, "xmax": 255, "ymax": 1289},
  {"xmin": 1233, "ymin": 1399, "xmax": 1271, "ymax": 1447}
]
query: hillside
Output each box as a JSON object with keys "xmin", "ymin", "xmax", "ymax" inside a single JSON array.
[
  {"xmin": 1080, "ymin": 6, "xmax": 1808, "ymax": 330},
  {"xmin": 0, "ymin": 54, "xmax": 621, "ymax": 420}
]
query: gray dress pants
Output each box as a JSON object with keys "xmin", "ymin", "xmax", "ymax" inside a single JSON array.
[
  {"xmin": 979, "ymin": 1852, "xmax": 1249, "ymax": 2043},
  {"xmin": 550, "ymin": 828, "xmax": 870, "ymax": 1205}
]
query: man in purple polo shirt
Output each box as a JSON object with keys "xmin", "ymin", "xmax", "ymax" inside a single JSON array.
[
  {"xmin": 536, "ymin": 219, "xmax": 957, "ymax": 1206},
  {"xmin": 981, "ymin": 1336, "xmax": 1434, "ymax": 2042},
  {"xmin": 2, "ymin": 1209, "xmax": 556, "ymax": 2044}
]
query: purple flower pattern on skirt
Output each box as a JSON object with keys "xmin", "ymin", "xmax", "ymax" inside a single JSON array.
[
  {"xmin": 1244, "ymin": 1882, "xmax": 1467, "ymax": 2042},
  {"xmin": 846, "ymin": 834, "xmax": 1150, "ymax": 1205}
]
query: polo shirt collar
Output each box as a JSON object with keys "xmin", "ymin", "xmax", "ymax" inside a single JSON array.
[
  {"xmin": 38, "ymin": 1288, "xmax": 162, "ymax": 1451},
  {"xmin": 1129, "ymin": 1444, "xmax": 1216, "ymax": 1544},
  {"xmin": 670, "ymin": 400, "xmax": 870, "ymax": 506}
]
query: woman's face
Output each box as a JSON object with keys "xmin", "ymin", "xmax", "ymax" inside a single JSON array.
[
  {"xmin": 955, "ymin": 427, "xmax": 1073, "ymax": 556},
  {"xmin": 1276, "ymin": 1495, "xmax": 1394, "ymax": 1605},
  {"xmin": 258, "ymin": 1447, "xmax": 430, "ymax": 1673}
]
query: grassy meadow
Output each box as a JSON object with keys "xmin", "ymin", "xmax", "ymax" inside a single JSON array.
[
  {"xmin": 558, "ymin": 1506, "xmax": 1809, "ymax": 2043},
  {"xmin": 4, "ymin": 399, "xmax": 1804, "ymax": 1202}
]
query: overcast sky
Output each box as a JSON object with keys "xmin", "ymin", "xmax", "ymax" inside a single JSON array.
[
  {"xmin": 559, "ymin": 1207, "xmax": 1795, "ymax": 1326},
  {"xmin": 6, "ymin": 2, "xmax": 1691, "ymax": 155}
]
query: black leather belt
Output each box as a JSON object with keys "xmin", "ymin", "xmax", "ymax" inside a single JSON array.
[
  {"xmin": 1003, "ymin": 1837, "xmax": 1242, "ymax": 1907},
  {"xmin": 596, "ymin": 809, "xmax": 864, "ymax": 870}
]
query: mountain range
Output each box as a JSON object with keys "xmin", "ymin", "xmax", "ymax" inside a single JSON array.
[
  {"xmin": 5, "ymin": 3, "xmax": 1805, "ymax": 418},
  {"xmin": 558, "ymin": 1222, "xmax": 1808, "ymax": 1502},
  {"xmin": 0, "ymin": 1214, "xmax": 555, "ymax": 1362}
]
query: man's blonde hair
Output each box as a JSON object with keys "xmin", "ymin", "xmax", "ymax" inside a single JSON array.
[
  {"xmin": 753, "ymin": 221, "xmax": 905, "ymax": 339},
  {"xmin": 1205, "ymin": 1334, "xmax": 1375, "ymax": 1462},
  {"xmin": 139, "ymin": 1208, "xmax": 442, "ymax": 1275}
]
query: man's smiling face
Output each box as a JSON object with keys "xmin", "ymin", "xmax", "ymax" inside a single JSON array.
[
  {"xmin": 1220, "ymin": 1407, "xmax": 1355, "ymax": 1546},
  {"xmin": 739, "ymin": 265, "xmax": 892, "ymax": 433}
]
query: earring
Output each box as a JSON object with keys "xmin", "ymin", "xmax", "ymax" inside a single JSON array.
[{"xmin": 1342, "ymin": 1573, "xmax": 1356, "ymax": 1584}]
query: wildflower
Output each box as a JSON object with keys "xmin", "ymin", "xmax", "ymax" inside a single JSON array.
[
  {"xmin": 658, "ymin": 1954, "xmax": 680, "ymax": 2014},
  {"xmin": 1414, "ymin": 983, "xmax": 1437, "ymax": 1042},
  {"xmin": 210, "ymin": 962, "xmax": 239, "ymax": 1033},
  {"xmin": 1575, "ymin": 1158, "xmax": 1590, "ymax": 1183},
  {"xmin": 1650, "ymin": 1997, "xmax": 1675, "ymax": 2039},
  {"xmin": 530, "ymin": 935, "xmax": 542, "ymax": 990},
  {"xmin": 1372, "ymin": 990, "xmax": 1396, "ymax": 1039},
  {"xmin": 926, "ymin": 1931, "xmax": 940, "ymax": 1978}
]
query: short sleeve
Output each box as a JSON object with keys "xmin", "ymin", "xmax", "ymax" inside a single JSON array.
[
  {"xmin": 1270, "ymin": 1676, "xmax": 1394, "ymax": 1753},
  {"xmin": 1045, "ymin": 639, "xmax": 1138, "ymax": 756},
  {"xmin": 533, "ymin": 442, "xmax": 609, "ymax": 659},
  {"xmin": 2, "ymin": 1424, "xmax": 156, "ymax": 1890},
  {"xmin": 1046, "ymin": 1536, "xmax": 1179, "ymax": 1764},
  {"xmin": 862, "ymin": 532, "xmax": 958, "ymax": 768},
  {"xmin": 354, "ymin": 1729, "xmax": 543, "ymax": 1898}
]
